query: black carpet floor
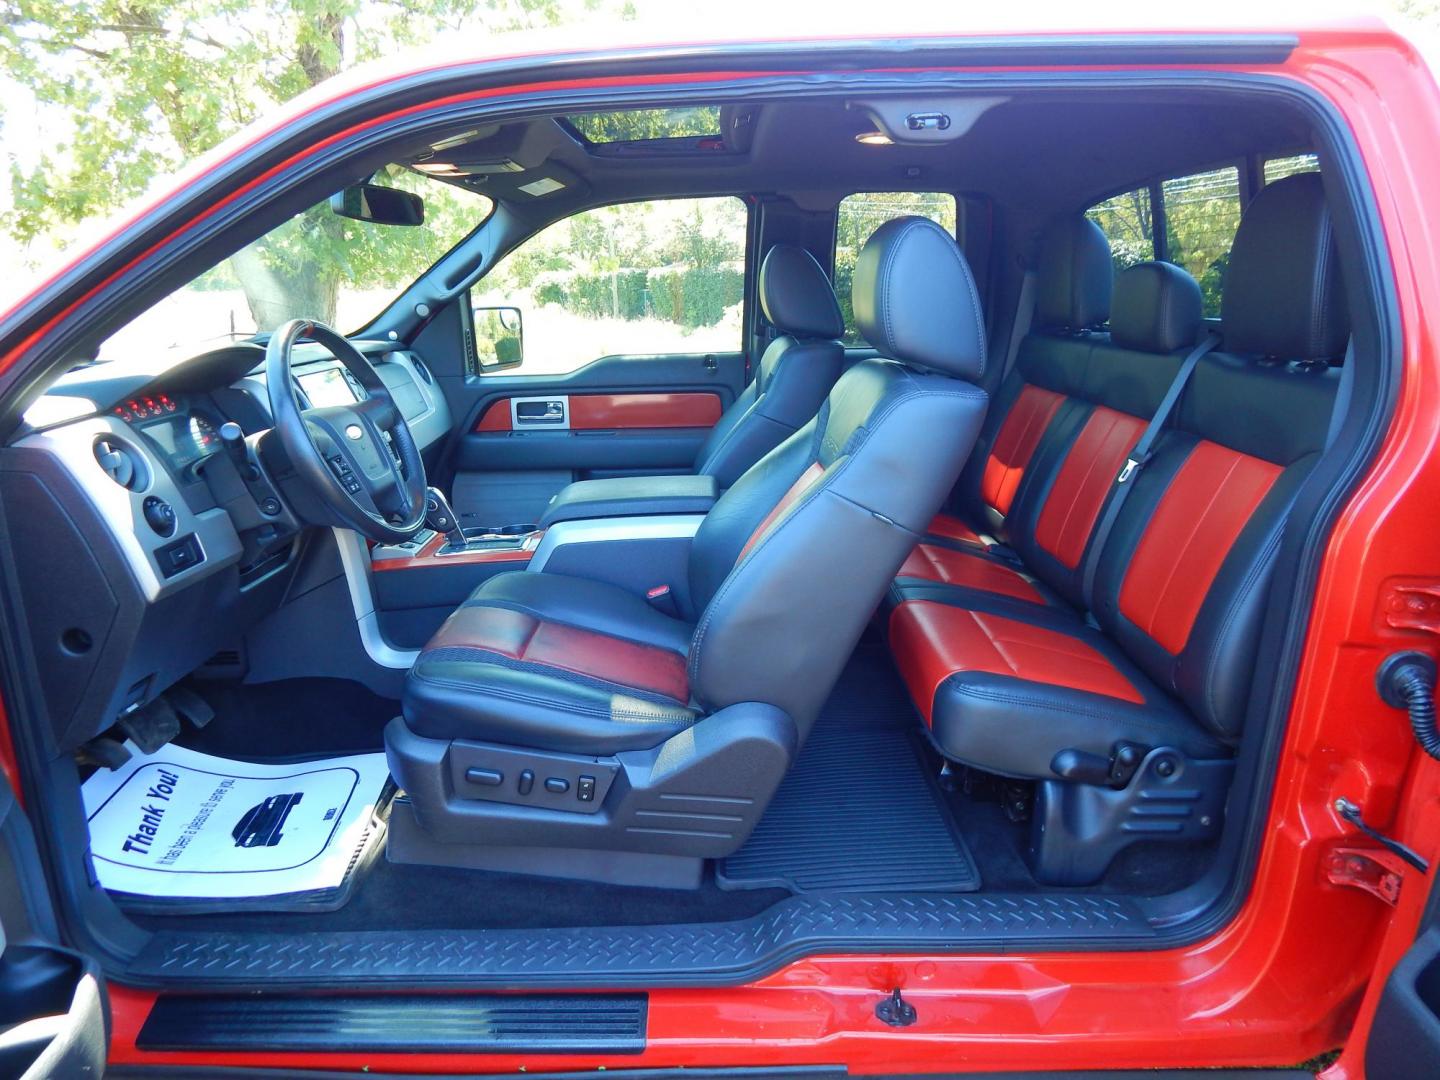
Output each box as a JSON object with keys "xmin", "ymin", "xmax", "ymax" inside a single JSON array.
[{"xmin": 131, "ymin": 649, "xmax": 1207, "ymax": 936}]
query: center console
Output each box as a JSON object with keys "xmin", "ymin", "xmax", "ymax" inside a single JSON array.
[{"xmin": 365, "ymin": 473, "xmax": 720, "ymax": 651}]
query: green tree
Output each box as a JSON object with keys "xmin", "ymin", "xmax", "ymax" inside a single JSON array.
[{"xmin": 0, "ymin": 0, "xmax": 629, "ymax": 325}]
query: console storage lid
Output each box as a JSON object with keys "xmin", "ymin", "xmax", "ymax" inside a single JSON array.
[{"xmin": 539, "ymin": 474, "xmax": 718, "ymax": 527}]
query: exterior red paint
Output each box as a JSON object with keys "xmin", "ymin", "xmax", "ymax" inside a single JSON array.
[{"xmin": 1, "ymin": 20, "xmax": 1437, "ymax": 1080}]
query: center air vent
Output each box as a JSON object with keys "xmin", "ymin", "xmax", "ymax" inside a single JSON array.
[{"xmin": 94, "ymin": 437, "xmax": 147, "ymax": 491}]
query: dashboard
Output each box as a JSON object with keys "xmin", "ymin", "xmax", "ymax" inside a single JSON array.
[{"xmin": 2, "ymin": 340, "xmax": 452, "ymax": 753}]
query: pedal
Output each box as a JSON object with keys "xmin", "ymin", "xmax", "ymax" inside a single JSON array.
[
  {"xmin": 117, "ymin": 696, "xmax": 181, "ymax": 754},
  {"xmin": 77, "ymin": 736, "xmax": 131, "ymax": 771},
  {"xmin": 168, "ymin": 686, "xmax": 216, "ymax": 729}
]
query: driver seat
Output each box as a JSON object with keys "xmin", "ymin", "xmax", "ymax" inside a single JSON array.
[{"xmin": 386, "ymin": 217, "xmax": 990, "ymax": 886}]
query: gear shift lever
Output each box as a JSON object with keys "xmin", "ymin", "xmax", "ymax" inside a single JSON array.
[{"xmin": 423, "ymin": 487, "xmax": 468, "ymax": 552}]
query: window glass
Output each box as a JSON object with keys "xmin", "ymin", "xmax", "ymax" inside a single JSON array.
[
  {"xmin": 1162, "ymin": 167, "xmax": 1243, "ymax": 317},
  {"xmin": 835, "ymin": 192, "xmax": 957, "ymax": 345},
  {"xmin": 96, "ymin": 166, "xmax": 492, "ymax": 363},
  {"xmin": 472, "ymin": 196, "xmax": 747, "ymax": 376},
  {"xmin": 566, "ymin": 107, "xmax": 721, "ymax": 144},
  {"xmin": 1085, "ymin": 187, "xmax": 1156, "ymax": 273},
  {"xmin": 1264, "ymin": 153, "xmax": 1320, "ymax": 184}
]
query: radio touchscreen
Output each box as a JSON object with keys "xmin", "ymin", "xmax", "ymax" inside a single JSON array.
[{"xmin": 297, "ymin": 367, "xmax": 358, "ymax": 408}]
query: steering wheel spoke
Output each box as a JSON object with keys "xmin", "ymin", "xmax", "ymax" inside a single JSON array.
[{"xmin": 266, "ymin": 319, "xmax": 428, "ymax": 544}]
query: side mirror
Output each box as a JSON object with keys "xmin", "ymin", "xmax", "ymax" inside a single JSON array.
[
  {"xmin": 329, "ymin": 183, "xmax": 425, "ymax": 226},
  {"xmin": 473, "ymin": 306, "xmax": 524, "ymax": 370}
]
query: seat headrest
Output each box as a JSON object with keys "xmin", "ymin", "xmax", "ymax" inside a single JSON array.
[
  {"xmin": 759, "ymin": 244, "xmax": 844, "ymax": 340},
  {"xmin": 1222, "ymin": 172, "xmax": 1349, "ymax": 359},
  {"xmin": 852, "ymin": 216, "xmax": 985, "ymax": 380},
  {"xmin": 1036, "ymin": 215, "xmax": 1113, "ymax": 331},
  {"xmin": 1110, "ymin": 261, "xmax": 1204, "ymax": 353}
]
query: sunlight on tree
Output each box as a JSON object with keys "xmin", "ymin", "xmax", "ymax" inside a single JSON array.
[{"xmin": 0, "ymin": 0, "xmax": 634, "ymax": 324}]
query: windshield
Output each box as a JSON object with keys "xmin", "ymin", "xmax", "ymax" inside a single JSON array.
[{"xmin": 95, "ymin": 166, "xmax": 492, "ymax": 363}]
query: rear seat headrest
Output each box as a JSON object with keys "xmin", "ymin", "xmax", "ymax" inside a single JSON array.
[
  {"xmin": 1036, "ymin": 215, "xmax": 1113, "ymax": 332},
  {"xmin": 1222, "ymin": 172, "xmax": 1349, "ymax": 359},
  {"xmin": 1110, "ymin": 261, "xmax": 1203, "ymax": 353},
  {"xmin": 852, "ymin": 216, "xmax": 985, "ymax": 380},
  {"xmin": 758, "ymin": 244, "xmax": 844, "ymax": 340}
]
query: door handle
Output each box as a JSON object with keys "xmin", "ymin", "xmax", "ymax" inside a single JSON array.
[{"xmin": 513, "ymin": 398, "xmax": 567, "ymax": 426}]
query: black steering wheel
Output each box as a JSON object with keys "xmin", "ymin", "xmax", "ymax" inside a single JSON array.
[{"xmin": 265, "ymin": 319, "xmax": 427, "ymax": 544}]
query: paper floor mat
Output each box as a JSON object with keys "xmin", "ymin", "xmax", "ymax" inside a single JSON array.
[{"xmin": 83, "ymin": 743, "xmax": 390, "ymax": 908}]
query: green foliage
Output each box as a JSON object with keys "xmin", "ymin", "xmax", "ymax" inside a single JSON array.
[
  {"xmin": 1086, "ymin": 187, "xmax": 1154, "ymax": 274},
  {"xmin": 1162, "ymin": 167, "xmax": 1241, "ymax": 317},
  {"xmin": 566, "ymin": 106, "xmax": 720, "ymax": 143},
  {"xmin": 2, "ymin": 0, "xmax": 630, "ymax": 327}
]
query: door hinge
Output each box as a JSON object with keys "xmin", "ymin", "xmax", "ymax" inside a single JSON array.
[{"xmin": 1325, "ymin": 845, "xmax": 1407, "ymax": 906}]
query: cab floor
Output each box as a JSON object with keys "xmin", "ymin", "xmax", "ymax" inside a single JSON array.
[{"xmin": 135, "ymin": 648, "xmax": 1207, "ymax": 936}]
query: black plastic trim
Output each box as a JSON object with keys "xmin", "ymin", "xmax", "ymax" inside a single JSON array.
[
  {"xmin": 138, "ymin": 991, "xmax": 648, "ymax": 1053},
  {"xmin": 128, "ymin": 893, "xmax": 1153, "ymax": 990}
]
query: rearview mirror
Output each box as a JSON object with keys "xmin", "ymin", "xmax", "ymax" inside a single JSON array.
[
  {"xmin": 329, "ymin": 183, "xmax": 425, "ymax": 226},
  {"xmin": 473, "ymin": 306, "xmax": 524, "ymax": 370}
]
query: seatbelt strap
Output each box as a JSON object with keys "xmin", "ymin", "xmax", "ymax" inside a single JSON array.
[
  {"xmin": 1080, "ymin": 330, "xmax": 1222, "ymax": 605},
  {"xmin": 1000, "ymin": 270, "xmax": 1037, "ymax": 385},
  {"xmin": 1324, "ymin": 338, "xmax": 1355, "ymax": 450}
]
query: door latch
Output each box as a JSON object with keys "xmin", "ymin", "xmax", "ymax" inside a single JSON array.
[{"xmin": 1335, "ymin": 797, "xmax": 1429, "ymax": 872}]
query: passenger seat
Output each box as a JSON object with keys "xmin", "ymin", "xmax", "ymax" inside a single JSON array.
[
  {"xmin": 691, "ymin": 244, "xmax": 845, "ymax": 486},
  {"xmin": 888, "ymin": 173, "xmax": 1346, "ymax": 885}
]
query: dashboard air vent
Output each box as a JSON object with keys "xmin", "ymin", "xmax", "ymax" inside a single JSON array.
[{"xmin": 94, "ymin": 438, "xmax": 146, "ymax": 491}]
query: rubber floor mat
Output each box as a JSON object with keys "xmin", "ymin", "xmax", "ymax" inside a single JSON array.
[{"xmin": 718, "ymin": 718, "xmax": 980, "ymax": 894}]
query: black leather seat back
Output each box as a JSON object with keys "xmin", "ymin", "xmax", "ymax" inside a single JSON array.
[
  {"xmin": 693, "ymin": 244, "xmax": 845, "ymax": 486},
  {"xmin": 684, "ymin": 217, "xmax": 990, "ymax": 733}
]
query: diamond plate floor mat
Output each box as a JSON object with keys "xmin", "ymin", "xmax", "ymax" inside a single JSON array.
[
  {"xmin": 717, "ymin": 722, "xmax": 980, "ymax": 893},
  {"xmin": 132, "ymin": 892, "xmax": 1153, "ymax": 987}
]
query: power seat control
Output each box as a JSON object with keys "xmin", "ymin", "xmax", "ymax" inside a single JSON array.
[
  {"xmin": 577, "ymin": 775, "xmax": 596, "ymax": 802},
  {"xmin": 544, "ymin": 777, "xmax": 569, "ymax": 794}
]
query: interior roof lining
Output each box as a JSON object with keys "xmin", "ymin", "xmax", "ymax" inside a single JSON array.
[{"xmin": 421, "ymin": 89, "xmax": 1313, "ymax": 219}]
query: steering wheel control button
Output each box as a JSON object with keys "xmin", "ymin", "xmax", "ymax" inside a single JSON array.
[
  {"xmin": 142, "ymin": 495, "xmax": 177, "ymax": 537},
  {"xmin": 464, "ymin": 767, "xmax": 503, "ymax": 788},
  {"xmin": 577, "ymin": 775, "xmax": 596, "ymax": 802},
  {"xmin": 544, "ymin": 777, "xmax": 569, "ymax": 794}
]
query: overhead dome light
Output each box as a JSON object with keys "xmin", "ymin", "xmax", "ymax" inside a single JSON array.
[{"xmin": 855, "ymin": 130, "xmax": 893, "ymax": 146}]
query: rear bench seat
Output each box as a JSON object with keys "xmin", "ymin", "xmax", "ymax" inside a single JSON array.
[
  {"xmin": 888, "ymin": 173, "xmax": 1347, "ymax": 885},
  {"xmin": 924, "ymin": 213, "xmax": 1115, "ymax": 549}
]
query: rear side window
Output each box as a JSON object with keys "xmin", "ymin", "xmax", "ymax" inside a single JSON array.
[
  {"xmin": 1086, "ymin": 162, "xmax": 1272, "ymax": 319},
  {"xmin": 835, "ymin": 192, "xmax": 957, "ymax": 345},
  {"xmin": 1161, "ymin": 167, "xmax": 1242, "ymax": 317},
  {"xmin": 1264, "ymin": 153, "xmax": 1320, "ymax": 184}
]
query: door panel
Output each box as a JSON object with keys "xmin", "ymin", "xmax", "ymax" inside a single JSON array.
[{"xmin": 444, "ymin": 351, "xmax": 744, "ymax": 528}]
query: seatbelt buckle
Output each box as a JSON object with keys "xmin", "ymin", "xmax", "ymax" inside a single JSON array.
[{"xmin": 646, "ymin": 584, "xmax": 680, "ymax": 618}]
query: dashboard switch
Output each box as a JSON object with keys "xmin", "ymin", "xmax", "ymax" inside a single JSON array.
[{"xmin": 142, "ymin": 495, "xmax": 177, "ymax": 537}]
